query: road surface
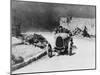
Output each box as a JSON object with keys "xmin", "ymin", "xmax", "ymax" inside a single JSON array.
[{"xmin": 12, "ymin": 35, "xmax": 95, "ymax": 74}]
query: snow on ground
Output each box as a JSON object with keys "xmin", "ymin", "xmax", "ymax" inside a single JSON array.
[
  {"xmin": 12, "ymin": 45, "xmax": 43, "ymax": 60},
  {"xmin": 69, "ymin": 18, "xmax": 95, "ymax": 35},
  {"xmin": 12, "ymin": 32, "xmax": 95, "ymax": 74},
  {"xmin": 12, "ymin": 37, "xmax": 22, "ymax": 45},
  {"xmin": 12, "ymin": 37, "xmax": 44, "ymax": 60}
]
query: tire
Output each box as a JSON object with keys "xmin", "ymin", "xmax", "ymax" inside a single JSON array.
[
  {"xmin": 69, "ymin": 40, "xmax": 73, "ymax": 56},
  {"xmin": 65, "ymin": 45, "xmax": 68, "ymax": 55},
  {"xmin": 48, "ymin": 44, "xmax": 52, "ymax": 58},
  {"xmin": 48, "ymin": 50, "xmax": 52, "ymax": 58},
  {"xmin": 64, "ymin": 38, "xmax": 69, "ymax": 55}
]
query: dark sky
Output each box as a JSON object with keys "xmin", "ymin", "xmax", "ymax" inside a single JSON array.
[{"xmin": 11, "ymin": 0, "xmax": 96, "ymax": 32}]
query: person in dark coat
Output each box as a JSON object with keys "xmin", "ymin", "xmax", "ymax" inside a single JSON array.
[{"xmin": 82, "ymin": 26, "xmax": 90, "ymax": 38}]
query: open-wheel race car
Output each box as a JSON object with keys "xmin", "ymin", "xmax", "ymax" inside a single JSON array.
[
  {"xmin": 47, "ymin": 26, "xmax": 74, "ymax": 58},
  {"xmin": 54, "ymin": 33, "xmax": 73, "ymax": 55}
]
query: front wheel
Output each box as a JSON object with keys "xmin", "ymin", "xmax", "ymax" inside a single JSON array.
[
  {"xmin": 48, "ymin": 50, "xmax": 52, "ymax": 58},
  {"xmin": 47, "ymin": 44, "xmax": 52, "ymax": 58},
  {"xmin": 69, "ymin": 40, "xmax": 73, "ymax": 56},
  {"xmin": 65, "ymin": 45, "xmax": 68, "ymax": 55}
]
